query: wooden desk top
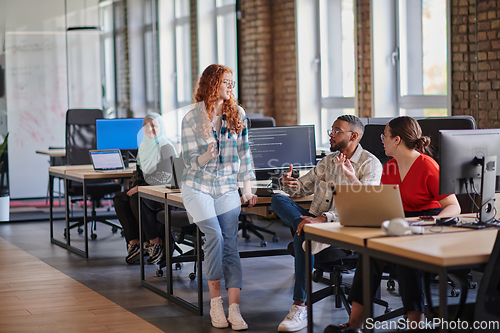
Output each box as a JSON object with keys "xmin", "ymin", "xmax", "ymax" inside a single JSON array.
[
  {"xmin": 304, "ymin": 222, "xmax": 387, "ymax": 247},
  {"xmin": 36, "ymin": 149, "xmax": 66, "ymax": 157},
  {"xmin": 138, "ymin": 185, "xmax": 181, "ymax": 198},
  {"xmin": 367, "ymin": 228, "xmax": 498, "ymax": 267},
  {"xmin": 49, "ymin": 164, "xmax": 135, "ymax": 179},
  {"xmin": 140, "ymin": 186, "xmax": 313, "ymax": 207}
]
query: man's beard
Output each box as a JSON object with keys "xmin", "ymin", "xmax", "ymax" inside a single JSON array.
[{"xmin": 330, "ymin": 139, "xmax": 348, "ymax": 153}]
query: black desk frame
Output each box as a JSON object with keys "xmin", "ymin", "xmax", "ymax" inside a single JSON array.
[
  {"xmin": 49, "ymin": 170, "xmax": 126, "ymax": 258},
  {"xmin": 304, "ymin": 232, "xmax": 483, "ymax": 333},
  {"xmin": 138, "ymin": 190, "xmax": 296, "ymax": 316}
]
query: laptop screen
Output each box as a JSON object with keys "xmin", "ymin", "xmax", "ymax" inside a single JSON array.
[{"xmin": 90, "ymin": 150, "xmax": 124, "ymax": 171}]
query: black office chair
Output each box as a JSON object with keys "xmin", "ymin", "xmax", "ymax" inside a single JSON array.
[
  {"xmin": 64, "ymin": 109, "xmax": 123, "ymax": 240},
  {"xmin": 473, "ymin": 232, "xmax": 500, "ymax": 332},
  {"xmin": 288, "ymin": 242, "xmax": 393, "ymax": 316},
  {"xmin": 359, "ymin": 124, "xmax": 391, "ymax": 166},
  {"xmin": 155, "ymin": 208, "xmax": 200, "ymax": 280},
  {"xmin": 0, "ymin": 133, "xmax": 8, "ymax": 196}
]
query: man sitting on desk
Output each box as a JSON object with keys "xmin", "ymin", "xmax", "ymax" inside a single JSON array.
[{"xmin": 271, "ymin": 115, "xmax": 383, "ymax": 332}]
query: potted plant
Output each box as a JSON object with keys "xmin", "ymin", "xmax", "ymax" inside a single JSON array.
[{"xmin": 0, "ymin": 132, "xmax": 9, "ymax": 221}]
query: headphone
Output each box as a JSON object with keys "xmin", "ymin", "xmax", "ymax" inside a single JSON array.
[{"xmin": 381, "ymin": 218, "xmax": 424, "ymax": 236}]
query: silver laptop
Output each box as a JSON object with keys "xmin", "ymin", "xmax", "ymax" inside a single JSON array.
[
  {"xmin": 333, "ymin": 184, "xmax": 405, "ymax": 227},
  {"xmin": 89, "ymin": 149, "xmax": 125, "ymax": 172}
]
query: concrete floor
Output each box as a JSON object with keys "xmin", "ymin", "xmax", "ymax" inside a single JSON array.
[{"xmin": 0, "ymin": 210, "xmax": 481, "ymax": 333}]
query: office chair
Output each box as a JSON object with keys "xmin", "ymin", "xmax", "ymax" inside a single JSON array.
[
  {"xmin": 155, "ymin": 208, "xmax": 200, "ymax": 280},
  {"xmin": 288, "ymin": 242, "xmax": 394, "ymax": 317},
  {"xmin": 359, "ymin": 124, "xmax": 391, "ymax": 166},
  {"xmin": 64, "ymin": 109, "xmax": 123, "ymax": 240},
  {"xmin": 0, "ymin": 135, "xmax": 8, "ymax": 196},
  {"xmin": 239, "ymin": 115, "xmax": 279, "ymax": 246}
]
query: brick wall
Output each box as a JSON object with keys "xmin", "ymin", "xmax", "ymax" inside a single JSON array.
[
  {"xmin": 356, "ymin": 0, "xmax": 372, "ymax": 118},
  {"xmin": 451, "ymin": 0, "xmax": 500, "ymax": 128},
  {"xmin": 238, "ymin": 0, "xmax": 298, "ymax": 126}
]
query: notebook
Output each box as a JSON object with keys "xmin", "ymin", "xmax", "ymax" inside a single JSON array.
[
  {"xmin": 167, "ymin": 156, "xmax": 185, "ymax": 189},
  {"xmin": 333, "ymin": 184, "xmax": 405, "ymax": 227},
  {"xmin": 89, "ymin": 149, "xmax": 125, "ymax": 172}
]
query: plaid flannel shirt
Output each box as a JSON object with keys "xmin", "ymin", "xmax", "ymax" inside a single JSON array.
[
  {"xmin": 280, "ymin": 144, "xmax": 382, "ymax": 220},
  {"xmin": 181, "ymin": 106, "xmax": 255, "ymax": 196}
]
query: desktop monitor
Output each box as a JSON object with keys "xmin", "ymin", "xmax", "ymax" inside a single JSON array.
[
  {"xmin": 96, "ymin": 118, "xmax": 144, "ymax": 165},
  {"xmin": 248, "ymin": 125, "xmax": 316, "ymax": 180},
  {"xmin": 439, "ymin": 129, "xmax": 500, "ymax": 224}
]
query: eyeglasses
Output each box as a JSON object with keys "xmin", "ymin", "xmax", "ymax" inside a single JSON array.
[
  {"xmin": 327, "ymin": 128, "xmax": 354, "ymax": 136},
  {"xmin": 380, "ymin": 134, "xmax": 391, "ymax": 141},
  {"xmin": 222, "ymin": 80, "xmax": 236, "ymax": 88}
]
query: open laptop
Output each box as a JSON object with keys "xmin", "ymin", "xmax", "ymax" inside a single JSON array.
[
  {"xmin": 333, "ymin": 184, "xmax": 405, "ymax": 227},
  {"xmin": 167, "ymin": 156, "xmax": 185, "ymax": 189},
  {"xmin": 89, "ymin": 149, "xmax": 125, "ymax": 172}
]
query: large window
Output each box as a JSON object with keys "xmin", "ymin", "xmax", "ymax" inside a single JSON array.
[
  {"xmin": 198, "ymin": 0, "xmax": 238, "ymax": 97},
  {"xmin": 319, "ymin": 0, "xmax": 355, "ymax": 146},
  {"xmin": 373, "ymin": 0, "xmax": 449, "ymax": 117},
  {"xmin": 297, "ymin": 0, "xmax": 356, "ymax": 147},
  {"xmin": 158, "ymin": 0, "xmax": 192, "ymax": 144}
]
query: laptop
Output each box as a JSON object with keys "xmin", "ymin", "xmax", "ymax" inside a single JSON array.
[
  {"xmin": 167, "ymin": 156, "xmax": 185, "ymax": 189},
  {"xmin": 89, "ymin": 149, "xmax": 125, "ymax": 172},
  {"xmin": 333, "ymin": 184, "xmax": 405, "ymax": 227}
]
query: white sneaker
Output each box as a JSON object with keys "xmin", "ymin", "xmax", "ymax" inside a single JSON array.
[
  {"xmin": 278, "ymin": 304, "xmax": 307, "ymax": 332},
  {"xmin": 228, "ymin": 303, "xmax": 248, "ymax": 330},
  {"xmin": 302, "ymin": 240, "xmax": 331, "ymax": 255},
  {"xmin": 210, "ymin": 296, "xmax": 229, "ymax": 328}
]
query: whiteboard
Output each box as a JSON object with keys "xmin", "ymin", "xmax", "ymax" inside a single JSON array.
[
  {"xmin": 6, "ymin": 31, "xmax": 102, "ymax": 199},
  {"xmin": 6, "ymin": 32, "xmax": 68, "ymax": 199}
]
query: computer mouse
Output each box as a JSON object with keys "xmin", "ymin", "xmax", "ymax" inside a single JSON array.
[{"xmin": 435, "ymin": 216, "xmax": 459, "ymax": 226}]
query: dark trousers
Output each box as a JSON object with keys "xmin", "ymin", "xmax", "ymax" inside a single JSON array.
[
  {"xmin": 113, "ymin": 191, "xmax": 164, "ymax": 244},
  {"xmin": 347, "ymin": 208, "xmax": 443, "ymax": 313}
]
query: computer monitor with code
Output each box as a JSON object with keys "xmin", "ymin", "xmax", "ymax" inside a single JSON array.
[{"xmin": 248, "ymin": 125, "xmax": 316, "ymax": 181}]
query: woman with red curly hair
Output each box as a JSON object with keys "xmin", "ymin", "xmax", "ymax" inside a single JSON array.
[{"xmin": 181, "ymin": 64, "xmax": 258, "ymax": 330}]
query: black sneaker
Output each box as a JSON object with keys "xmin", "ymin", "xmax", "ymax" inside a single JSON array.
[
  {"xmin": 324, "ymin": 323, "xmax": 361, "ymax": 333},
  {"xmin": 147, "ymin": 243, "xmax": 164, "ymax": 264},
  {"xmin": 126, "ymin": 243, "xmax": 141, "ymax": 264}
]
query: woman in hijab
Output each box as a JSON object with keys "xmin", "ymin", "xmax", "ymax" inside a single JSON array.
[{"xmin": 113, "ymin": 113, "xmax": 177, "ymax": 265}]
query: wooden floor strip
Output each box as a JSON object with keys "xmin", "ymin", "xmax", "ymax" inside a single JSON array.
[{"xmin": 0, "ymin": 237, "xmax": 164, "ymax": 332}]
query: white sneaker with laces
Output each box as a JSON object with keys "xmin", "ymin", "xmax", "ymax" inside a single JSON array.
[
  {"xmin": 278, "ymin": 304, "xmax": 307, "ymax": 332},
  {"xmin": 227, "ymin": 303, "xmax": 248, "ymax": 330},
  {"xmin": 210, "ymin": 296, "xmax": 229, "ymax": 328},
  {"xmin": 302, "ymin": 240, "xmax": 331, "ymax": 255}
]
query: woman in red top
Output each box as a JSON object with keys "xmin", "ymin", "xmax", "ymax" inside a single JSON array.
[{"xmin": 326, "ymin": 116, "xmax": 461, "ymax": 333}]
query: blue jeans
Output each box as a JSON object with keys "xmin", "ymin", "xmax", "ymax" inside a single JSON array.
[
  {"xmin": 271, "ymin": 194, "xmax": 315, "ymax": 302},
  {"xmin": 181, "ymin": 184, "xmax": 242, "ymax": 289}
]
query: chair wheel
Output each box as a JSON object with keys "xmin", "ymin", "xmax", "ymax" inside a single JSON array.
[
  {"xmin": 91, "ymin": 234, "xmax": 97, "ymax": 240},
  {"xmin": 189, "ymin": 272, "xmax": 196, "ymax": 281},
  {"xmin": 63, "ymin": 229, "xmax": 67, "ymax": 238},
  {"xmin": 387, "ymin": 280, "xmax": 396, "ymax": 291},
  {"xmin": 175, "ymin": 263, "xmax": 182, "ymax": 270},
  {"xmin": 156, "ymin": 269, "xmax": 163, "ymax": 277},
  {"xmin": 450, "ymin": 289, "xmax": 460, "ymax": 297},
  {"xmin": 112, "ymin": 227, "xmax": 118, "ymax": 233},
  {"xmin": 468, "ymin": 281, "xmax": 477, "ymax": 289},
  {"xmin": 78, "ymin": 227, "xmax": 83, "ymax": 234},
  {"xmin": 385, "ymin": 308, "xmax": 393, "ymax": 314},
  {"xmin": 260, "ymin": 241, "xmax": 267, "ymax": 247},
  {"xmin": 244, "ymin": 234, "xmax": 250, "ymax": 240},
  {"xmin": 272, "ymin": 236, "xmax": 279, "ymax": 242}
]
